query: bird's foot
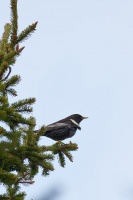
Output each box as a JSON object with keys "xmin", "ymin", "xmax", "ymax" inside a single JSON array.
[{"xmin": 55, "ymin": 140, "xmax": 65, "ymax": 146}]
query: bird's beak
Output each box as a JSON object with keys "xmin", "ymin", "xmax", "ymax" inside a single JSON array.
[{"xmin": 82, "ymin": 116, "xmax": 88, "ymax": 119}]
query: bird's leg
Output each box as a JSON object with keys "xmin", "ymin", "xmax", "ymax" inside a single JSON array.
[{"xmin": 55, "ymin": 140, "xmax": 65, "ymax": 146}]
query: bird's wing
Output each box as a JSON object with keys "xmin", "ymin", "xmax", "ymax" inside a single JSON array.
[{"xmin": 46, "ymin": 122, "xmax": 69, "ymax": 131}]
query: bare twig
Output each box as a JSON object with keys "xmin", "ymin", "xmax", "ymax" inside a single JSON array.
[
  {"xmin": 18, "ymin": 181, "xmax": 35, "ymax": 184},
  {"xmin": 2, "ymin": 66, "xmax": 11, "ymax": 81}
]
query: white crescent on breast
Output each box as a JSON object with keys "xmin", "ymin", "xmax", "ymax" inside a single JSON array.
[{"xmin": 70, "ymin": 119, "xmax": 81, "ymax": 129}]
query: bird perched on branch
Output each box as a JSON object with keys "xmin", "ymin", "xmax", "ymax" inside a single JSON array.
[{"xmin": 42, "ymin": 114, "xmax": 88, "ymax": 141}]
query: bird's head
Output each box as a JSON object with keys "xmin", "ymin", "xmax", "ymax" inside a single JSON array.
[{"xmin": 69, "ymin": 114, "xmax": 88, "ymax": 124}]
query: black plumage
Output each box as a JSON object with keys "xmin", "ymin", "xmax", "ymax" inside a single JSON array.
[{"xmin": 43, "ymin": 114, "xmax": 88, "ymax": 141}]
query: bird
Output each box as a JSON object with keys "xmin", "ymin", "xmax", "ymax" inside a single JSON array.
[{"xmin": 42, "ymin": 114, "xmax": 88, "ymax": 141}]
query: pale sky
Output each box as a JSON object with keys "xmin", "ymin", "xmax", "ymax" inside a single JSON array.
[{"xmin": 1, "ymin": 1, "xmax": 133, "ymax": 200}]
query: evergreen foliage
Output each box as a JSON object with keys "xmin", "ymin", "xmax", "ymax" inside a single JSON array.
[{"xmin": 0, "ymin": 0, "xmax": 78, "ymax": 199}]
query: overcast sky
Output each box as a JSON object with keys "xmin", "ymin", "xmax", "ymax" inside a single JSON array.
[{"xmin": 1, "ymin": 1, "xmax": 133, "ymax": 200}]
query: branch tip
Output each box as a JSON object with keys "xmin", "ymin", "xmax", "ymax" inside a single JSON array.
[{"xmin": 35, "ymin": 21, "xmax": 38, "ymax": 26}]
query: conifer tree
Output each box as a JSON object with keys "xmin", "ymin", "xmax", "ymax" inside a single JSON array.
[{"xmin": 0, "ymin": 1, "xmax": 78, "ymax": 199}]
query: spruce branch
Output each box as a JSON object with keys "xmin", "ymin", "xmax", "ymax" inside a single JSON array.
[
  {"xmin": 0, "ymin": 23, "xmax": 11, "ymax": 50},
  {"xmin": 5, "ymin": 75, "xmax": 21, "ymax": 88},
  {"xmin": 0, "ymin": 197, "xmax": 11, "ymax": 200},
  {"xmin": 35, "ymin": 126, "xmax": 46, "ymax": 141},
  {"xmin": 3, "ymin": 45, "xmax": 24, "ymax": 66},
  {"xmin": 11, "ymin": 98, "xmax": 36, "ymax": 109},
  {"xmin": 0, "ymin": 96, "xmax": 8, "ymax": 104},
  {"xmin": 3, "ymin": 49, "xmax": 16, "ymax": 62},
  {"xmin": 42, "ymin": 142, "xmax": 78, "ymax": 167},
  {"xmin": 11, "ymin": 97, "xmax": 35, "ymax": 113},
  {"xmin": 10, "ymin": 0, "xmax": 18, "ymax": 45},
  {"xmin": 43, "ymin": 141, "xmax": 78, "ymax": 153},
  {"xmin": 0, "ymin": 168, "xmax": 18, "ymax": 185},
  {"xmin": 61, "ymin": 148, "xmax": 73, "ymax": 162},
  {"xmin": 5, "ymin": 87, "xmax": 17, "ymax": 97},
  {"xmin": 5, "ymin": 185, "xmax": 26, "ymax": 200},
  {"xmin": 17, "ymin": 22, "xmax": 38, "ymax": 43},
  {"xmin": 0, "ymin": 62, "xmax": 9, "ymax": 81},
  {"xmin": 58, "ymin": 151, "xmax": 65, "ymax": 167}
]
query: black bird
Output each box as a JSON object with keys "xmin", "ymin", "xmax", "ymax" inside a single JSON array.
[{"xmin": 43, "ymin": 114, "xmax": 88, "ymax": 141}]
